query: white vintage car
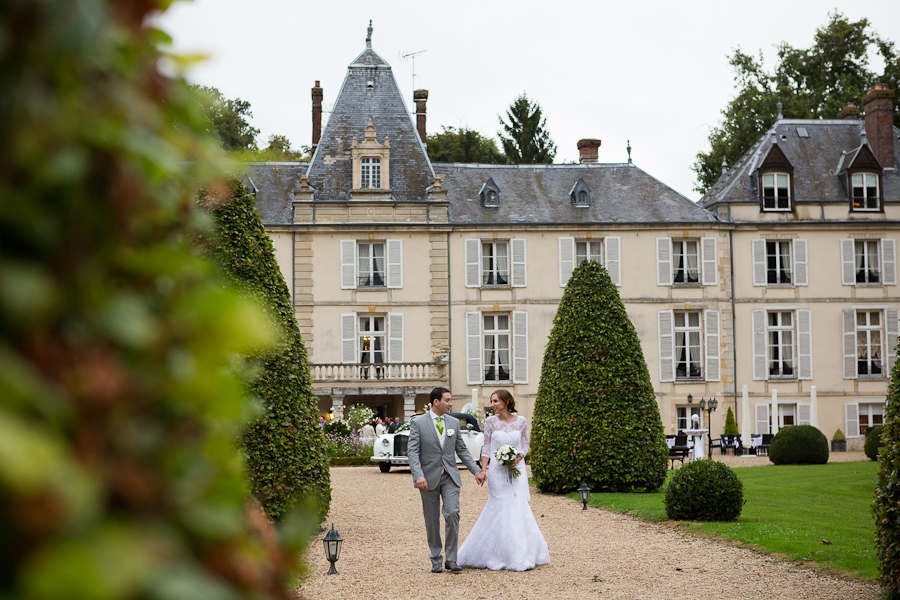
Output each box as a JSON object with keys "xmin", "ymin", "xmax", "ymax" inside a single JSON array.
[{"xmin": 370, "ymin": 412, "xmax": 484, "ymax": 473}]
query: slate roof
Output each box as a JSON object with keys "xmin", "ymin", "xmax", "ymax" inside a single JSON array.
[
  {"xmin": 245, "ymin": 162, "xmax": 306, "ymax": 224},
  {"xmin": 701, "ymin": 119, "xmax": 900, "ymax": 210},
  {"xmin": 303, "ymin": 37, "xmax": 433, "ymax": 202},
  {"xmin": 435, "ymin": 163, "xmax": 717, "ymax": 224}
]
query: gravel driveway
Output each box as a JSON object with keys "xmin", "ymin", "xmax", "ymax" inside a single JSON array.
[{"xmin": 300, "ymin": 457, "xmax": 878, "ymax": 600}]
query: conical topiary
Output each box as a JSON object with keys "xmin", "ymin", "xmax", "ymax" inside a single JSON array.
[
  {"xmin": 875, "ymin": 335, "xmax": 900, "ymax": 598},
  {"xmin": 531, "ymin": 261, "xmax": 668, "ymax": 493},
  {"xmin": 724, "ymin": 406, "xmax": 739, "ymax": 435}
]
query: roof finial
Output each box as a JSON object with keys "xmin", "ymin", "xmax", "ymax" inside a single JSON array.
[
  {"xmin": 626, "ymin": 140, "xmax": 632, "ymax": 164},
  {"xmin": 776, "ymin": 100, "xmax": 783, "ymax": 120},
  {"xmin": 366, "ymin": 20, "xmax": 373, "ymax": 49},
  {"xmin": 721, "ymin": 155, "xmax": 728, "ymax": 175}
]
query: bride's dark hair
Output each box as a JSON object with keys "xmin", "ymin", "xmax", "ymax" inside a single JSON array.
[{"xmin": 491, "ymin": 389, "xmax": 516, "ymax": 413}]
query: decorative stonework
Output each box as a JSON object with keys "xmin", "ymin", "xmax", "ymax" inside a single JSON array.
[{"xmin": 351, "ymin": 119, "xmax": 391, "ymax": 197}]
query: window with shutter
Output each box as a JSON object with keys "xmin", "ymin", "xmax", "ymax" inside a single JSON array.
[
  {"xmin": 657, "ymin": 238, "xmax": 672, "ymax": 286},
  {"xmin": 842, "ymin": 309, "xmax": 857, "ymax": 379},
  {"xmin": 465, "ymin": 239, "xmax": 481, "ymax": 288},
  {"xmin": 340, "ymin": 240, "xmax": 357, "ymax": 289},
  {"xmin": 798, "ymin": 404, "xmax": 811, "ymax": 426},
  {"xmin": 797, "ymin": 309, "xmax": 812, "ymax": 380},
  {"xmin": 882, "ymin": 239, "xmax": 896, "ymax": 285},
  {"xmin": 605, "ymin": 237, "xmax": 621, "ymax": 287},
  {"xmin": 558, "ymin": 237, "xmax": 575, "ymax": 287},
  {"xmin": 701, "ymin": 237, "xmax": 717, "ymax": 286},
  {"xmin": 511, "ymin": 239, "xmax": 526, "ymax": 288},
  {"xmin": 840, "ymin": 239, "xmax": 855, "ymax": 285},
  {"xmin": 387, "ymin": 313, "xmax": 403, "ymax": 363},
  {"xmin": 512, "ymin": 311, "xmax": 528, "ymax": 384},
  {"xmin": 386, "ymin": 240, "xmax": 402, "ymax": 289},
  {"xmin": 793, "ymin": 239, "xmax": 808, "ymax": 286},
  {"xmin": 465, "ymin": 312, "xmax": 482, "ymax": 385},
  {"xmin": 705, "ymin": 309, "xmax": 720, "ymax": 382},
  {"xmin": 751, "ymin": 310, "xmax": 767, "ymax": 380},
  {"xmin": 886, "ymin": 309, "xmax": 899, "ymax": 372},
  {"xmin": 673, "ymin": 311, "xmax": 702, "ymax": 380},
  {"xmin": 482, "ymin": 241, "xmax": 510, "ymax": 287},
  {"xmin": 658, "ymin": 310, "xmax": 675, "ymax": 382},
  {"xmin": 341, "ymin": 313, "xmax": 357, "ymax": 364},
  {"xmin": 755, "ymin": 404, "xmax": 769, "ymax": 435},
  {"xmin": 845, "ymin": 403, "xmax": 860, "ymax": 439},
  {"xmin": 751, "ymin": 239, "xmax": 766, "ymax": 286},
  {"xmin": 858, "ymin": 402, "xmax": 886, "ymax": 437},
  {"xmin": 482, "ymin": 313, "xmax": 511, "ymax": 382},
  {"xmin": 856, "ymin": 310, "xmax": 884, "ymax": 377}
]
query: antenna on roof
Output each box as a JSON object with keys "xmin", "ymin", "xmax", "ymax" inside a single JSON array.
[{"xmin": 400, "ymin": 49, "xmax": 427, "ymax": 93}]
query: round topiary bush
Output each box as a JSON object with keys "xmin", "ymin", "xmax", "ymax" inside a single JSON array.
[
  {"xmin": 768, "ymin": 425, "xmax": 829, "ymax": 465},
  {"xmin": 665, "ymin": 460, "xmax": 744, "ymax": 521},
  {"xmin": 866, "ymin": 425, "xmax": 885, "ymax": 461}
]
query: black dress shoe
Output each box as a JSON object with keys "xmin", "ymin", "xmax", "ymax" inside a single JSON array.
[
  {"xmin": 445, "ymin": 561, "xmax": 462, "ymax": 573},
  {"xmin": 431, "ymin": 565, "xmax": 443, "ymax": 573}
]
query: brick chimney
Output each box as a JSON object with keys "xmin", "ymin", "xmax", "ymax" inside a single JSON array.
[
  {"xmin": 414, "ymin": 89, "xmax": 428, "ymax": 144},
  {"xmin": 864, "ymin": 83, "xmax": 895, "ymax": 168},
  {"xmin": 577, "ymin": 139, "xmax": 601, "ymax": 163},
  {"xmin": 837, "ymin": 102, "xmax": 860, "ymax": 120},
  {"xmin": 311, "ymin": 80, "xmax": 323, "ymax": 149}
]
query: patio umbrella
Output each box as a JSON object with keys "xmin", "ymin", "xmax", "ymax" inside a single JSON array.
[
  {"xmin": 771, "ymin": 389, "xmax": 779, "ymax": 436},
  {"xmin": 741, "ymin": 384, "xmax": 752, "ymax": 441},
  {"xmin": 810, "ymin": 385, "xmax": 818, "ymax": 429}
]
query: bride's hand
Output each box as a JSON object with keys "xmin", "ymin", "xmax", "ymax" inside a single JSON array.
[{"xmin": 513, "ymin": 454, "xmax": 523, "ymax": 467}]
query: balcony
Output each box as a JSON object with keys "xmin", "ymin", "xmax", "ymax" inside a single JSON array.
[{"xmin": 310, "ymin": 362, "xmax": 447, "ymax": 383}]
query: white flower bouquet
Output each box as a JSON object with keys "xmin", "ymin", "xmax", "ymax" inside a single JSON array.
[{"xmin": 494, "ymin": 444, "xmax": 522, "ymax": 482}]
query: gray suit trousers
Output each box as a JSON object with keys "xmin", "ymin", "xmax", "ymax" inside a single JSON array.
[{"xmin": 419, "ymin": 470, "xmax": 460, "ymax": 565}]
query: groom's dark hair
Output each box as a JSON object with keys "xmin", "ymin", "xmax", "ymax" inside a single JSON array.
[{"xmin": 429, "ymin": 387, "xmax": 450, "ymax": 405}]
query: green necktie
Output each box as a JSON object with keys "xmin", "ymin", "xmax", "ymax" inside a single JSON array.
[{"xmin": 436, "ymin": 417, "xmax": 444, "ymax": 435}]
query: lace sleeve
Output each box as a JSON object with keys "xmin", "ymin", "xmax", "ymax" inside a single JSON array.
[
  {"xmin": 519, "ymin": 417, "xmax": 530, "ymax": 456},
  {"xmin": 481, "ymin": 416, "xmax": 492, "ymax": 463}
]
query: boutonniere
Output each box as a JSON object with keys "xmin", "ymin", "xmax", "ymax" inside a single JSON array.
[{"xmin": 447, "ymin": 429, "xmax": 456, "ymax": 437}]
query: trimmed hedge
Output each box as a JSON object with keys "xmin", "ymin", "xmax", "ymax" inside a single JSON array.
[
  {"xmin": 866, "ymin": 426, "xmax": 885, "ymax": 461},
  {"xmin": 876, "ymin": 335, "xmax": 900, "ymax": 598},
  {"xmin": 330, "ymin": 457, "xmax": 376, "ymax": 466},
  {"xmin": 199, "ymin": 180, "xmax": 330, "ymax": 521},
  {"xmin": 665, "ymin": 460, "xmax": 744, "ymax": 521},
  {"xmin": 768, "ymin": 425, "xmax": 829, "ymax": 465},
  {"xmin": 531, "ymin": 261, "xmax": 668, "ymax": 493}
]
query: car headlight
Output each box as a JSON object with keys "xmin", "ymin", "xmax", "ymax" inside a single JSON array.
[{"xmin": 381, "ymin": 439, "xmax": 390, "ymax": 446}]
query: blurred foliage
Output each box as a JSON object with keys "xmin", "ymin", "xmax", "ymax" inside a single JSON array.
[
  {"xmin": 497, "ymin": 93, "xmax": 556, "ymax": 164},
  {"xmin": 427, "ymin": 126, "xmax": 505, "ymax": 164},
  {"xmin": 664, "ymin": 460, "xmax": 743, "ymax": 522},
  {"xmin": 693, "ymin": 12, "xmax": 900, "ymax": 194},
  {"xmin": 768, "ymin": 425, "xmax": 829, "ymax": 465},
  {"xmin": 876, "ymin": 338, "xmax": 900, "ymax": 597},
  {"xmin": 0, "ymin": 1, "xmax": 313, "ymax": 599},
  {"xmin": 197, "ymin": 179, "xmax": 330, "ymax": 522},
  {"xmin": 530, "ymin": 261, "xmax": 668, "ymax": 494}
]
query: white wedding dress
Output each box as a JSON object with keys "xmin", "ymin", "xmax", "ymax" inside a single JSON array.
[{"xmin": 457, "ymin": 415, "xmax": 550, "ymax": 571}]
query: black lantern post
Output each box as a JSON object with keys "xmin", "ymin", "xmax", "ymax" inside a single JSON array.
[
  {"xmin": 322, "ymin": 523, "xmax": 344, "ymax": 575},
  {"xmin": 699, "ymin": 397, "xmax": 718, "ymax": 458},
  {"xmin": 577, "ymin": 482, "xmax": 591, "ymax": 510}
]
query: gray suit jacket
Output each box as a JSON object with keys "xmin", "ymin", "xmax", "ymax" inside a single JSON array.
[{"xmin": 407, "ymin": 412, "xmax": 480, "ymax": 489}]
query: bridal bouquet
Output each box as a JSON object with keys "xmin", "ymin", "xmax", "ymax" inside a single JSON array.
[{"xmin": 494, "ymin": 444, "xmax": 522, "ymax": 484}]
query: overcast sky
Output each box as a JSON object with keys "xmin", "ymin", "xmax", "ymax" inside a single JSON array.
[{"xmin": 156, "ymin": 0, "xmax": 900, "ymax": 200}]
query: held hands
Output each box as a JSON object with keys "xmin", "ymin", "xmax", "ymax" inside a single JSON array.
[
  {"xmin": 415, "ymin": 477, "xmax": 428, "ymax": 491},
  {"xmin": 512, "ymin": 453, "xmax": 524, "ymax": 467},
  {"xmin": 475, "ymin": 471, "xmax": 487, "ymax": 486}
]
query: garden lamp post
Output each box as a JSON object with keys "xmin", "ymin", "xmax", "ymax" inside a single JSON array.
[
  {"xmin": 699, "ymin": 397, "xmax": 718, "ymax": 458},
  {"xmin": 323, "ymin": 523, "xmax": 344, "ymax": 575},
  {"xmin": 577, "ymin": 482, "xmax": 591, "ymax": 510}
]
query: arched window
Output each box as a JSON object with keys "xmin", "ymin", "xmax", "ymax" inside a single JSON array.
[
  {"xmin": 578, "ymin": 190, "xmax": 587, "ymax": 204},
  {"xmin": 361, "ymin": 157, "xmax": 381, "ymax": 189}
]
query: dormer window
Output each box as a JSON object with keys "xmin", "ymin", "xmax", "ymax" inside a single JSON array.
[
  {"xmin": 570, "ymin": 178, "xmax": 591, "ymax": 207},
  {"xmin": 479, "ymin": 177, "xmax": 501, "ymax": 207},
  {"xmin": 851, "ymin": 173, "xmax": 879, "ymax": 211},
  {"xmin": 361, "ymin": 157, "xmax": 381, "ymax": 189},
  {"xmin": 762, "ymin": 173, "xmax": 790, "ymax": 210}
]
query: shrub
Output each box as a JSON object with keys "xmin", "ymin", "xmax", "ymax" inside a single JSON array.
[
  {"xmin": 324, "ymin": 419, "xmax": 352, "ymax": 437},
  {"xmin": 866, "ymin": 426, "xmax": 885, "ymax": 461},
  {"xmin": 347, "ymin": 404, "xmax": 376, "ymax": 431},
  {"xmin": 723, "ymin": 407, "xmax": 739, "ymax": 435},
  {"xmin": 875, "ymin": 337, "xmax": 900, "ymax": 597},
  {"xmin": 324, "ymin": 432, "xmax": 374, "ymax": 458},
  {"xmin": 768, "ymin": 425, "xmax": 829, "ymax": 465},
  {"xmin": 665, "ymin": 460, "xmax": 744, "ymax": 521},
  {"xmin": 531, "ymin": 261, "xmax": 668, "ymax": 493},
  {"xmin": 833, "ymin": 428, "xmax": 846, "ymax": 442},
  {"xmin": 199, "ymin": 181, "xmax": 330, "ymax": 521},
  {"xmin": 0, "ymin": 3, "xmax": 309, "ymax": 598}
]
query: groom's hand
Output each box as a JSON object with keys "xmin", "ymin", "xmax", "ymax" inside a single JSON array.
[
  {"xmin": 415, "ymin": 477, "xmax": 428, "ymax": 491},
  {"xmin": 475, "ymin": 472, "xmax": 486, "ymax": 486}
]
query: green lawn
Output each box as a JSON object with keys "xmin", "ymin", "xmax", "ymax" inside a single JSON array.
[{"xmin": 566, "ymin": 461, "xmax": 879, "ymax": 579}]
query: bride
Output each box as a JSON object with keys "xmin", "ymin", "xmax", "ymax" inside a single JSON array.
[{"xmin": 457, "ymin": 389, "xmax": 549, "ymax": 571}]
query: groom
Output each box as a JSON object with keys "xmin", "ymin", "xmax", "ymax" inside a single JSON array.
[{"xmin": 407, "ymin": 387, "xmax": 486, "ymax": 573}]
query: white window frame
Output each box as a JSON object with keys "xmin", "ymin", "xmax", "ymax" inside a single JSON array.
[
  {"xmin": 357, "ymin": 242, "xmax": 386, "ymax": 288},
  {"xmin": 752, "ymin": 239, "xmax": 807, "ymax": 287},
  {"xmin": 576, "ymin": 240, "xmax": 603, "ymax": 264},
  {"xmin": 762, "ymin": 172, "xmax": 791, "ymax": 211},
  {"xmin": 467, "ymin": 238, "xmax": 526, "ymax": 288},
  {"xmin": 465, "ymin": 310, "xmax": 528, "ymax": 385},
  {"xmin": 482, "ymin": 241, "xmax": 509, "ymax": 287},
  {"xmin": 846, "ymin": 399, "xmax": 886, "ymax": 439},
  {"xmin": 482, "ymin": 313, "xmax": 511, "ymax": 383},
  {"xmin": 672, "ymin": 240, "xmax": 700, "ymax": 284},
  {"xmin": 341, "ymin": 239, "xmax": 402, "ymax": 290},
  {"xmin": 676, "ymin": 406, "xmax": 702, "ymax": 433},
  {"xmin": 856, "ymin": 310, "xmax": 884, "ymax": 378},
  {"xmin": 658, "ymin": 309, "xmax": 719, "ymax": 383},
  {"xmin": 858, "ymin": 402, "xmax": 885, "ymax": 437},
  {"xmin": 767, "ymin": 311, "xmax": 795, "ymax": 379},
  {"xmin": 851, "ymin": 172, "xmax": 880, "ymax": 211},
  {"xmin": 657, "ymin": 237, "xmax": 715, "ymax": 286},
  {"xmin": 856, "ymin": 240, "xmax": 881, "ymax": 284},
  {"xmin": 360, "ymin": 156, "xmax": 381, "ymax": 189},
  {"xmin": 842, "ymin": 239, "xmax": 897, "ymax": 286},
  {"xmin": 341, "ymin": 312, "xmax": 403, "ymax": 365},
  {"xmin": 674, "ymin": 311, "xmax": 703, "ymax": 380},
  {"xmin": 844, "ymin": 307, "xmax": 898, "ymax": 379},
  {"xmin": 753, "ymin": 308, "xmax": 812, "ymax": 381},
  {"xmin": 766, "ymin": 240, "xmax": 792, "ymax": 284},
  {"xmin": 358, "ymin": 315, "xmax": 386, "ymax": 365}
]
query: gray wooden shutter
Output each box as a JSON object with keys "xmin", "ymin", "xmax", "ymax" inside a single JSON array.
[
  {"xmin": 845, "ymin": 403, "xmax": 859, "ymax": 438},
  {"xmin": 465, "ymin": 311, "xmax": 482, "ymax": 385},
  {"xmin": 386, "ymin": 239, "xmax": 402, "ymax": 289},
  {"xmin": 605, "ymin": 237, "xmax": 621, "ymax": 287},
  {"xmin": 798, "ymin": 404, "xmax": 811, "ymax": 426},
  {"xmin": 341, "ymin": 313, "xmax": 356, "ymax": 364},
  {"xmin": 882, "ymin": 239, "xmax": 897, "ymax": 285},
  {"xmin": 340, "ymin": 240, "xmax": 356, "ymax": 289},
  {"xmin": 388, "ymin": 312, "xmax": 403, "ymax": 363},
  {"xmin": 797, "ymin": 309, "xmax": 812, "ymax": 380},
  {"xmin": 755, "ymin": 404, "xmax": 769, "ymax": 435},
  {"xmin": 657, "ymin": 237, "xmax": 672, "ymax": 286},
  {"xmin": 843, "ymin": 309, "xmax": 857, "ymax": 379},
  {"xmin": 793, "ymin": 239, "xmax": 808, "ymax": 286},
  {"xmin": 559, "ymin": 237, "xmax": 575, "ymax": 288},
  {"xmin": 465, "ymin": 239, "xmax": 481, "ymax": 288},
  {"xmin": 841, "ymin": 239, "xmax": 855, "ymax": 285},
  {"xmin": 752, "ymin": 239, "xmax": 766, "ymax": 286},
  {"xmin": 752, "ymin": 310, "xmax": 767, "ymax": 380},
  {"xmin": 701, "ymin": 237, "xmax": 717, "ymax": 286},
  {"xmin": 887, "ymin": 308, "xmax": 899, "ymax": 373},
  {"xmin": 658, "ymin": 310, "xmax": 675, "ymax": 382},
  {"xmin": 511, "ymin": 238, "xmax": 527, "ymax": 288},
  {"xmin": 704, "ymin": 309, "xmax": 720, "ymax": 382},
  {"xmin": 512, "ymin": 310, "xmax": 528, "ymax": 384}
]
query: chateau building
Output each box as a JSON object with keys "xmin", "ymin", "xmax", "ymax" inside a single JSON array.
[{"xmin": 248, "ymin": 28, "xmax": 899, "ymax": 449}]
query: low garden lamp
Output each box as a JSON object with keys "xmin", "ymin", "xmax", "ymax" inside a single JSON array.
[
  {"xmin": 323, "ymin": 523, "xmax": 344, "ymax": 575},
  {"xmin": 577, "ymin": 482, "xmax": 591, "ymax": 510}
]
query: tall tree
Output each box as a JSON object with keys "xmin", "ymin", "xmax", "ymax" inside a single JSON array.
[
  {"xmin": 875, "ymin": 335, "xmax": 900, "ymax": 598},
  {"xmin": 693, "ymin": 12, "xmax": 900, "ymax": 194},
  {"xmin": 427, "ymin": 126, "xmax": 505, "ymax": 163},
  {"xmin": 193, "ymin": 84, "xmax": 260, "ymax": 151},
  {"xmin": 498, "ymin": 93, "xmax": 557, "ymax": 164}
]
